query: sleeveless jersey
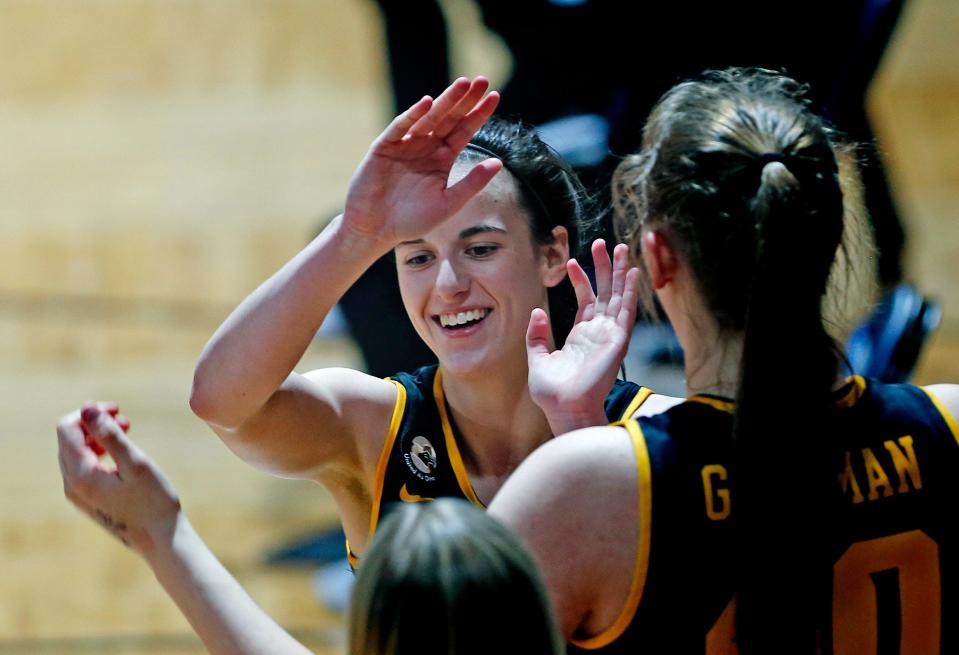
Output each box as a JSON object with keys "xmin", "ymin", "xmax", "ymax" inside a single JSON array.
[
  {"xmin": 568, "ymin": 376, "xmax": 959, "ymax": 654},
  {"xmin": 347, "ymin": 364, "xmax": 652, "ymax": 567}
]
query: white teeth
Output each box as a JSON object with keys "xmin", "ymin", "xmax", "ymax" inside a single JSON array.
[{"xmin": 439, "ymin": 309, "xmax": 488, "ymax": 327}]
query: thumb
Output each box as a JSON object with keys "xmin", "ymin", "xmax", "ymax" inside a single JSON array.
[
  {"xmin": 444, "ymin": 158, "xmax": 503, "ymax": 213},
  {"xmin": 526, "ymin": 308, "xmax": 553, "ymax": 360}
]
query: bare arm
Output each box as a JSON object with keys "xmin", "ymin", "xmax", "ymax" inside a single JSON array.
[
  {"xmin": 925, "ymin": 383, "xmax": 959, "ymax": 429},
  {"xmin": 488, "ymin": 426, "xmax": 639, "ymax": 641},
  {"xmin": 190, "ymin": 77, "xmax": 501, "ymax": 479},
  {"xmin": 57, "ymin": 405, "xmax": 313, "ymax": 655}
]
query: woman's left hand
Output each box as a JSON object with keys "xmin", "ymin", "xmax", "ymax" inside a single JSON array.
[{"xmin": 527, "ymin": 240, "xmax": 639, "ymax": 435}]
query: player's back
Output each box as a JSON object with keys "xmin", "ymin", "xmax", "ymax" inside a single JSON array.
[
  {"xmin": 572, "ymin": 377, "xmax": 959, "ymax": 654},
  {"xmin": 824, "ymin": 377, "xmax": 958, "ymax": 654}
]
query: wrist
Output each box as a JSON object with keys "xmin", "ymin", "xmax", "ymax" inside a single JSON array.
[
  {"xmin": 139, "ymin": 505, "xmax": 187, "ymax": 566},
  {"xmin": 544, "ymin": 402, "xmax": 610, "ymax": 436},
  {"xmin": 335, "ymin": 211, "xmax": 396, "ymax": 254}
]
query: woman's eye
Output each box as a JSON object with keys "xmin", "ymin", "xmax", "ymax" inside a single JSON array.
[
  {"xmin": 466, "ymin": 244, "xmax": 498, "ymax": 258},
  {"xmin": 404, "ymin": 253, "xmax": 434, "ymax": 267}
]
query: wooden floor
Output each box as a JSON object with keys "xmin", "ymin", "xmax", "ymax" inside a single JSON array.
[{"xmin": 1, "ymin": 1, "xmax": 957, "ymax": 653}]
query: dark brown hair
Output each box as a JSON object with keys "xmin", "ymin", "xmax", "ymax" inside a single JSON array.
[{"xmin": 461, "ymin": 117, "xmax": 599, "ymax": 347}]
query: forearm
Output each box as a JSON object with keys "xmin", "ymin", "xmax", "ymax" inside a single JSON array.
[
  {"xmin": 191, "ymin": 215, "xmax": 389, "ymax": 428},
  {"xmin": 146, "ymin": 514, "xmax": 313, "ymax": 655}
]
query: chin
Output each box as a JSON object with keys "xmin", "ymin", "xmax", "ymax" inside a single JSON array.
[{"xmin": 436, "ymin": 348, "xmax": 499, "ymax": 378}]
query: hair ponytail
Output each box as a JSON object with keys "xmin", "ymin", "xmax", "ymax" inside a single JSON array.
[{"xmin": 734, "ymin": 153, "xmax": 843, "ymax": 651}]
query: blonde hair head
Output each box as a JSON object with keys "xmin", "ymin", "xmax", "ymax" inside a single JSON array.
[{"xmin": 349, "ymin": 498, "xmax": 563, "ymax": 655}]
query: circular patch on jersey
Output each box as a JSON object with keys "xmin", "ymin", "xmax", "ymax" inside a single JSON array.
[{"xmin": 410, "ymin": 436, "xmax": 438, "ymax": 475}]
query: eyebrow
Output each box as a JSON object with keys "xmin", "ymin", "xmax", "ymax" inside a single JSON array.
[{"xmin": 396, "ymin": 224, "xmax": 507, "ymax": 248}]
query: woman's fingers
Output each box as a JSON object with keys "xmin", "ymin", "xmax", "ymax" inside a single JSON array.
[
  {"xmin": 407, "ymin": 77, "xmax": 472, "ymax": 138},
  {"xmin": 526, "ymin": 308, "xmax": 553, "ymax": 361},
  {"xmin": 605, "ymin": 244, "xmax": 630, "ymax": 318},
  {"xmin": 444, "ymin": 157, "xmax": 503, "ymax": 214},
  {"xmin": 57, "ymin": 410, "xmax": 100, "ymax": 476},
  {"xmin": 591, "ymin": 239, "xmax": 612, "ymax": 313},
  {"xmin": 80, "ymin": 404, "xmax": 141, "ymax": 474},
  {"xmin": 431, "ymin": 77, "xmax": 490, "ymax": 139},
  {"xmin": 568, "ymin": 258, "xmax": 595, "ymax": 323},
  {"xmin": 444, "ymin": 91, "xmax": 500, "ymax": 154},
  {"xmin": 617, "ymin": 267, "xmax": 641, "ymax": 329},
  {"xmin": 379, "ymin": 96, "xmax": 434, "ymax": 144}
]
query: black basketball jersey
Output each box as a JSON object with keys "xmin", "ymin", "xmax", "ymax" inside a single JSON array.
[
  {"xmin": 568, "ymin": 376, "xmax": 959, "ymax": 654},
  {"xmin": 347, "ymin": 364, "xmax": 652, "ymax": 567}
]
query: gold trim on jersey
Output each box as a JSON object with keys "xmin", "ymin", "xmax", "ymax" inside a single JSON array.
[
  {"xmin": 620, "ymin": 386, "xmax": 654, "ymax": 422},
  {"xmin": 570, "ymin": 418, "xmax": 652, "ymax": 650},
  {"xmin": 921, "ymin": 387, "xmax": 959, "ymax": 448},
  {"xmin": 346, "ymin": 378, "xmax": 408, "ymax": 569},
  {"xmin": 687, "ymin": 395, "xmax": 735, "ymax": 414},
  {"xmin": 686, "ymin": 376, "xmax": 868, "ymax": 416},
  {"xmin": 836, "ymin": 375, "xmax": 867, "ymax": 408},
  {"xmin": 433, "ymin": 368, "xmax": 486, "ymax": 508}
]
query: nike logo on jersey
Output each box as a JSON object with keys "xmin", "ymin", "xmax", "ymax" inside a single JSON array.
[{"xmin": 399, "ymin": 483, "xmax": 434, "ymax": 503}]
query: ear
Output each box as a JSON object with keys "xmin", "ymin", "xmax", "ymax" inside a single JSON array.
[
  {"xmin": 641, "ymin": 230, "xmax": 678, "ymax": 290},
  {"xmin": 540, "ymin": 226, "xmax": 571, "ymax": 287}
]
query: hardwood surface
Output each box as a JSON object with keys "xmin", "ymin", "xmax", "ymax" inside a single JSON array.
[{"xmin": 1, "ymin": 1, "xmax": 956, "ymax": 652}]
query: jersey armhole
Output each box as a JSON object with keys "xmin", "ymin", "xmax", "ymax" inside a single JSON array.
[
  {"xmin": 569, "ymin": 419, "xmax": 652, "ymax": 649},
  {"xmin": 346, "ymin": 378, "xmax": 407, "ymax": 567},
  {"xmin": 921, "ymin": 386, "xmax": 959, "ymax": 448}
]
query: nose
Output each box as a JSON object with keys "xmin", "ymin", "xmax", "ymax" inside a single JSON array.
[{"xmin": 434, "ymin": 257, "xmax": 470, "ymax": 302}]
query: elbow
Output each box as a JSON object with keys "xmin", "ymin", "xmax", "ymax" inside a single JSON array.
[
  {"xmin": 189, "ymin": 373, "xmax": 238, "ymax": 430},
  {"xmin": 189, "ymin": 375, "xmax": 217, "ymax": 423}
]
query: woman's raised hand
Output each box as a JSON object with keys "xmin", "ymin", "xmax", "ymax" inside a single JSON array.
[
  {"xmin": 527, "ymin": 240, "xmax": 640, "ymax": 434},
  {"xmin": 343, "ymin": 76, "xmax": 501, "ymax": 245}
]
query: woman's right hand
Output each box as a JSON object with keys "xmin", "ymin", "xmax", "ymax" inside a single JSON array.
[
  {"xmin": 57, "ymin": 403, "xmax": 181, "ymax": 558},
  {"xmin": 343, "ymin": 76, "xmax": 502, "ymax": 246}
]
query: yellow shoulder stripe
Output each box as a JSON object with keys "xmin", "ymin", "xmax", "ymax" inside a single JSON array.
[
  {"xmin": 348, "ymin": 378, "xmax": 407, "ymax": 566},
  {"xmin": 836, "ymin": 375, "xmax": 867, "ymax": 408},
  {"xmin": 921, "ymin": 387, "xmax": 959, "ymax": 449},
  {"xmin": 619, "ymin": 386, "xmax": 654, "ymax": 422},
  {"xmin": 687, "ymin": 395, "xmax": 735, "ymax": 414},
  {"xmin": 434, "ymin": 368, "xmax": 485, "ymax": 508},
  {"xmin": 570, "ymin": 418, "xmax": 652, "ymax": 649}
]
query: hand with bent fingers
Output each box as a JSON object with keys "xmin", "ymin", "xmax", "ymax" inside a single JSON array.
[
  {"xmin": 57, "ymin": 403, "xmax": 181, "ymax": 556},
  {"xmin": 343, "ymin": 76, "xmax": 502, "ymax": 245},
  {"xmin": 527, "ymin": 240, "xmax": 640, "ymax": 435}
]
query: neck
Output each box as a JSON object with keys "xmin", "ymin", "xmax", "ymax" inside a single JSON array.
[
  {"xmin": 666, "ymin": 291, "xmax": 743, "ymax": 398},
  {"xmin": 440, "ymin": 365, "xmax": 552, "ymax": 478},
  {"xmin": 683, "ymin": 330, "xmax": 743, "ymax": 399}
]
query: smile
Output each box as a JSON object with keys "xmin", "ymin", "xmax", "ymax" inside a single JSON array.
[{"xmin": 435, "ymin": 308, "xmax": 490, "ymax": 329}]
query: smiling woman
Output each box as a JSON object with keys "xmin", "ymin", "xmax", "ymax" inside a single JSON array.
[{"xmin": 187, "ymin": 76, "xmax": 656, "ymax": 572}]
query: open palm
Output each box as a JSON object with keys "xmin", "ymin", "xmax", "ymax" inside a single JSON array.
[{"xmin": 527, "ymin": 241, "xmax": 639, "ymax": 433}]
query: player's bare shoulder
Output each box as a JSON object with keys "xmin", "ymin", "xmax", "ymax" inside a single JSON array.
[
  {"xmin": 300, "ymin": 367, "xmax": 399, "ymax": 475},
  {"xmin": 923, "ymin": 383, "xmax": 959, "ymax": 425}
]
